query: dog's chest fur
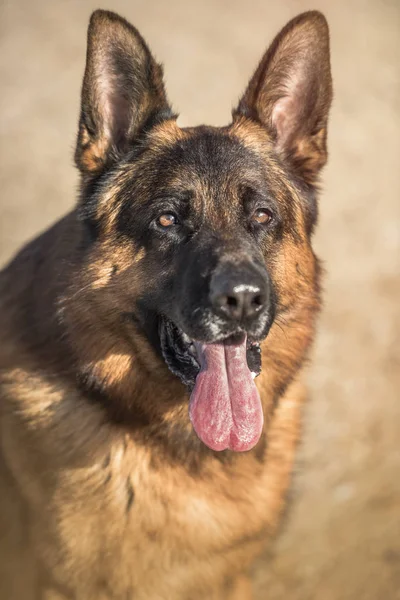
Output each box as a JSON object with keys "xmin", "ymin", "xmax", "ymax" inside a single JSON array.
[{"xmin": 0, "ymin": 367, "xmax": 301, "ymax": 599}]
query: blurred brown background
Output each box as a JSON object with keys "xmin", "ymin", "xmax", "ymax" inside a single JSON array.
[{"xmin": 1, "ymin": 0, "xmax": 399, "ymax": 598}]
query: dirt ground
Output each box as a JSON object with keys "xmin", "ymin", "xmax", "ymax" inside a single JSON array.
[{"xmin": 1, "ymin": 0, "xmax": 399, "ymax": 598}]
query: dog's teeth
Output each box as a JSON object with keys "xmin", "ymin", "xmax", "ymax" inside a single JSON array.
[{"xmin": 181, "ymin": 332, "xmax": 191, "ymax": 345}]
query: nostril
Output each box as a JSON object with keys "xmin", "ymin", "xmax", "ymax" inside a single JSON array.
[
  {"xmin": 251, "ymin": 294, "xmax": 264, "ymax": 309},
  {"xmin": 226, "ymin": 296, "xmax": 238, "ymax": 308}
]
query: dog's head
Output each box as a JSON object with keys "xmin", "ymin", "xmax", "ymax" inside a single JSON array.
[{"xmin": 71, "ymin": 10, "xmax": 332, "ymax": 452}]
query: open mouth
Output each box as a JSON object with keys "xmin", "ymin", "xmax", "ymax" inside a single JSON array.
[{"xmin": 159, "ymin": 317, "xmax": 264, "ymax": 452}]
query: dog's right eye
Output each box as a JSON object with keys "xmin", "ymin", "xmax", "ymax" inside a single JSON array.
[{"xmin": 157, "ymin": 213, "xmax": 178, "ymax": 228}]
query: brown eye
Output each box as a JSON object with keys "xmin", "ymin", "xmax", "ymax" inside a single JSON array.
[
  {"xmin": 158, "ymin": 213, "xmax": 177, "ymax": 228},
  {"xmin": 252, "ymin": 208, "xmax": 273, "ymax": 225}
]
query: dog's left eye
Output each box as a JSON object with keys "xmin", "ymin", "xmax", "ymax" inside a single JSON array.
[
  {"xmin": 252, "ymin": 208, "xmax": 273, "ymax": 225},
  {"xmin": 157, "ymin": 213, "xmax": 178, "ymax": 228}
]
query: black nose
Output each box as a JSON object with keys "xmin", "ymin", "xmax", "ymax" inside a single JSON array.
[{"xmin": 210, "ymin": 265, "xmax": 268, "ymax": 323}]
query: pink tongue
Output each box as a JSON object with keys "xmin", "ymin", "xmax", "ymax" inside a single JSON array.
[{"xmin": 189, "ymin": 337, "xmax": 263, "ymax": 452}]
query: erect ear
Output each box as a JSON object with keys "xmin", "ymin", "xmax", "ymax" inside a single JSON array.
[
  {"xmin": 233, "ymin": 11, "xmax": 332, "ymax": 185},
  {"xmin": 75, "ymin": 10, "xmax": 173, "ymax": 176}
]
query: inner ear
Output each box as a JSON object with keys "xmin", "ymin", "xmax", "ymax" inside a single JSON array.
[
  {"xmin": 75, "ymin": 10, "xmax": 174, "ymax": 176},
  {"xmin": 234, "ymin": 11, "xmax": 332, "ymax": 184}
]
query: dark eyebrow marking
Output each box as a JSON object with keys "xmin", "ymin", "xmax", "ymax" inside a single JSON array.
[{"xmin": 152, "ymin": 189, "xmax": 195, "ymax": 203}]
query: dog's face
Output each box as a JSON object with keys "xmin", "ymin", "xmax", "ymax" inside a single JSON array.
[{"xmin": 72, "ymin": 10, "xmax": 331, "ymax": 452}]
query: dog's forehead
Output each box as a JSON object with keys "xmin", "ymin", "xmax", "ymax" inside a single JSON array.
[
  {"xmin": 138, "ymin": 126, "xmax": 276, "ymax": 209},
  {"xmin": 149, "ymin": 126, "xmax": 269, "ymax": 198}
]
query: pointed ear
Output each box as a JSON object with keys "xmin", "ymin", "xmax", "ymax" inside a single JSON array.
[
  {"xmin": 75, "ymin": 10, "xmax": 173, "ymax": 176},
  {"xmin": 234, "ymin": 11, "xmax": 332, "ymax": 185}
]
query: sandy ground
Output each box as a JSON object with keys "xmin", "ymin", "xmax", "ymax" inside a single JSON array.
[{"xmin": 1, "ymin": 0, "xmax": 399, "ymax": 598}]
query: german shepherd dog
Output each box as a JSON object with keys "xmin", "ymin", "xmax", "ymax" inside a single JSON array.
[{"xmin": 0, "ymin": 9, "xmax": 332, "ymax": 599}]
